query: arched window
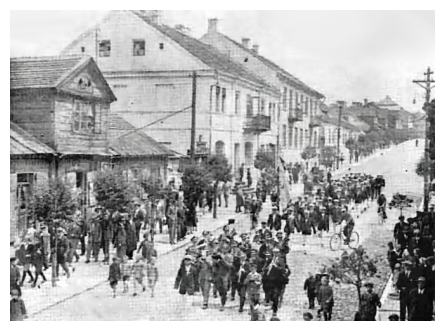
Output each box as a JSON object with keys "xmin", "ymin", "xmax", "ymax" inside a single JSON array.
[{"xmin": 215, "ymin": 140, "xmax": 225, "ymax": 156}]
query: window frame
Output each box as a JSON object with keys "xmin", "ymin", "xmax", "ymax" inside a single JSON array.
[
  {"xmin": 72, "ymin": 99, "xmax": 96, "ymax": 134},
  {"xmin": 133, "ymin": 39, "xmax": 146, "ymax": 56},
  {"xmin": 98, "ymin": 40, "xmax": 111, "ymax": 57}
]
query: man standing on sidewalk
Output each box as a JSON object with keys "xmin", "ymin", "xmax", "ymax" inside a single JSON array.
[
  {"xmin": 396, "ymin": 261, "xmax": 417, "ymax": 321},
  {"xmin": 222, "ymin": 181, "xmax": 231, "ymax": 208},
  {"xmin": 359, "ymin": 282, "xmax": 381, "ymax": 320}
]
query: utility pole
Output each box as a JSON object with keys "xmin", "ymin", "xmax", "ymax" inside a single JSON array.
[
  {"xmin": 190, "ymin": 71, "xmax": 197, "ymax": 164},
  {"xmin": 336, "ymin": 101, "xmax": 345, "ymax": 170},
  {"xmin": 413, "ymin": 67, "xmax": 434, "ymax": 212}
]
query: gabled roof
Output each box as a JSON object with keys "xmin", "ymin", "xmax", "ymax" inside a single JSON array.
[
  {"xmin": 316, "ymin": 115, "xmax": 362, "ymax": 132},
  {"xmin": 108, "ymin": 113, "xmax": 174, "ymax": 157},
  {"xmin": 10, "ymin": 122, "xmax": 55, "ymax": 156},
  {"xmin": 202, "ymin": 31, "xmax": 323, "ymax": 98},
  {"xmin": 130, "ymin": 11, "xmax": 279, "ymax": 95},
  {"xmin": 10, "ymin": 55, "xmax": 117, "ymax": 101}
]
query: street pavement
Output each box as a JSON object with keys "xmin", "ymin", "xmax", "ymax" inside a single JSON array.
[{"xmin": 26, "ymin": 140, "xmax": 423, "ymax": 321}]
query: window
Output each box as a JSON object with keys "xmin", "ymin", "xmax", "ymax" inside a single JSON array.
[
  {"xmin": 294, "ymin": 128, "xmax": 298, "ymax": 147},
  {"xmin": 282, "ymin": 87, "xmax": 287, "ymax": 111},
  {"xmin": 244, "ymin": 57, "xmax": 248, "ymax": 62},
  {"xmin": 99, "ymin": 40, "xmax": 110, "ymax": 57},
  {"xmin": 133, "ymin": 40, "xmax": 145, "ymax": 56},
  {"xmin": 235, "ymin": 91, "xmax": 240, "ymax": 114},
  {"xmin": 295, "ymin": 92, "xmax": 299, "ymax": 108},
  {"xmin": 72, "ymin": 100, "xmax": 96, "ymax": 133},
  {"xmin": 300, "ymin": 129, "xmax": 304, "ymax": 148},
  {"xmin": 289, "ymin": 90, "xmax": 293, "ymax": 110},
  {"xmin": 17, "ymin": 173, "xmax": 35, "ymax": 209},
  {"xmin": 288, "ymin": 127, "xmax": 293, "ymax": 147},
  {"xmin": 260, "ymin": 99, "xmax": 265, "ymax": 115},
  {"xmin": 159, "ymin": 43, "xmax": 164, "ymax": 50},
  {"xmin": 221, "ymin": 88, "xmax": 226, "ymax": 113},
  {"xmin": 246, "ymin": 94, "xmax": 253, "ymax": 116},
  {"xmin": 282, "ymin": 125, "xmax": 287, "ymax": 147},
  {"xmin": 215, "ymin": 86, "xmax": 221, "ymax": 112},
  {"xmin": 81, "ymin": 46, "xmax": 85, "ymax": 53}
]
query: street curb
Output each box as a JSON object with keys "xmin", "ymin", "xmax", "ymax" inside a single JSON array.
[{"xmin": 28, "ymin": 217, "xmax": 234, "ymax": 318}]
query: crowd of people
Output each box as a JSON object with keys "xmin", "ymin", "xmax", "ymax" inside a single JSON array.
[
  {"xmin": 388, "ymin": 205, "xmax": 435, "ymax": 320},
  {"xmin": 10, "ymin": 159, "xmax": 435, "ymax": 321}
]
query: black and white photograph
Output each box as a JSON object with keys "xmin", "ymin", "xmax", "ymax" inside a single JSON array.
[{"xmin": 8, "ymin": 6, "xmax": 436, "ymax": 322}]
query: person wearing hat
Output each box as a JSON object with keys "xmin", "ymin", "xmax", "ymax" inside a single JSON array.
[
  {"xmin": 52, "ymin": 227, "xmax": 71, "ymax": 280},
  {"xmin": 244, "ymin": 260, "xmax": 262, "ymax": 316},
  {"xmin": 408, "ymin": 276, "xmax": 434, "ymax": 320},
  {"xmin": 174, "ymin": 255, "xmax": 198, "ymax": 296},
  {"xmin": 317, "ymin": 275, "xmax": 334, "ymax": 321},
  {"xmin": 267, "ymin": 206, "xmax": 282, "ymax": 232},
  {"xmin": 196, "ymin": 250, "xmax": 213, "ymax": 309},
  {"xmin": 359, "ymin": 282, "xmax": 381, "ymax": 320},
  {"xmin": 396, "ymin": 260, "xmax": 417, "ymax": 320},
  {"xmin": 212, "ymin": 249, "xmax": 233, "ymax": 311}
]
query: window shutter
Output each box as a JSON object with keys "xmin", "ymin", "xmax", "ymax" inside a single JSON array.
[{"xmin": 94, "ymin": 104, "xmax": 102, "ymax": 134}]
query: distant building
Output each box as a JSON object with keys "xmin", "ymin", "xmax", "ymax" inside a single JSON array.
[
  {"xmin": 61, "ymin": 10, "xmax": 281, "ymax": 176},
  {"xmin": 200, "ymin": 18, "xmax": 324, "ymax": 163}
]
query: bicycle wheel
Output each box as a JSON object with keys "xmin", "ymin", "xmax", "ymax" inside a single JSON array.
[
  {"xmin": 348, "ymin": 231, "xmax": 360, "ymax": 249},
  {"xmin": 329, "ymin": 233, "xmax": 342, "ymax": 251}
]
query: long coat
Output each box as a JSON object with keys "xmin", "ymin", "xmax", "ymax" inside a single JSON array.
[
  {"xmin": 267, "ymin": 214, "xmax": 282, "ymax": 231},
  {"xmin": 408, "ymin": 288, "xmax": 434, "ymax": 320},
  {"xmin": 125, "ymin": 222, "xmax": 138, "ymax": 252},
  {"xmin": 174, "ymin": 263, "xmax": 198, "ymax": 295}
]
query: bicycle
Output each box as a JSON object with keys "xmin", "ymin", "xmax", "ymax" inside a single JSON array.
[{"xmin": 329, "ymin": 222, "xmax": 359, "ymax": 250}]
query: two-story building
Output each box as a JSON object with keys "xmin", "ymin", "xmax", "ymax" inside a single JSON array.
[
  {"xmin": 10, "ymin": 55, "xmax": 117, "ymax": 232},
  {"xmin": 61, "ymin": 10, "xmax": 281, "ymax": 177},
  {"xmin": 200, "ymin": 18, "xmax": 324, "ymax": 164}
]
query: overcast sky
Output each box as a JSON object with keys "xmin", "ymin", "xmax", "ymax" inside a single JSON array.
[{"xmin": 10, "ymin": 10, "xmax": 435, "ymax": 111}]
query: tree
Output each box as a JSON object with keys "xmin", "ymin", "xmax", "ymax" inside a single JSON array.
[
  {"xmin": 203, "ymin": 154, "xmax": 233, "ymax": 219},
  {"xmin": 254, "ymin": 149, "xmax": 275, "ymax": 171},
  {"xmin": 93, "ymin": 169, "xmax": 138, "ymax": 212},
  {"xmin": 181, "ymin": 163, "xmax": 209, "ymax": 207},
  {"xmin": 319, "ymin": 146, "xmax": 337, "ymax": 169},
  {"xmin": 30, "ymin": 178, "xmax": 78, "ymax": 222},
  {"xmin": 416, "ymin": 156, "xmax": 435, "ymax": 180},
  {"xmin": 326, "ymin": 246, "xmax": 378, "ymax": 310},
  {"xmin": 301, "ymin": 146, "xmax": 317, "ymax": 161}
]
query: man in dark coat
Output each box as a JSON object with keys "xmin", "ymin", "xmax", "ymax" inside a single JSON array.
[
  {"xmin": 262, "ymin": 256, "xmax": 288, "ymax": 319},
  {"xmin": 174, "ymin": 255, "xmax": 198, "ymax": 295},
  {"xmin": 52, "ymin": 228, "xmax": 70, "ymax": 279},
  {"xmin": 267, "ymin": 206, "xmax": 282, "ymax": 231},
  {"xmin": 304, "ymin": 273, "xmax": 318, "ymax": 309},
  {"xmin": 396, "ymin": 261, "xmax": 417, "ymax": 321},
  {"xmin": 212, "ymin": 246, "xmax": 233, "ymax": 311},
  {"xmin": 359, "ymin": 282, "xmax": 381, "ymax": 320},
  {"xmin": 317, "ymin": 275, "xmax": 334, "ymax": 320},
  {"xmin": 408, "ymin": 276, "xmax": 434, "ymax": 321}
]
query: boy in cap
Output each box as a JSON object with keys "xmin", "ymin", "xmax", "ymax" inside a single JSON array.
[
  {"xmin": 108, "ymin": 256, "xmax": 121, "ymax": 298},
  {"xmin": 120, "ymin": 255, "xmax": 132, "ymax": 293},
  {"xmin": 146, "ymin": 256, "xmax": 158, "ymax": 298},
  {"xmin": 244, "ymin": 261, "xmax": 262, "ymax": 316},
  {"xmin": 10, "ymin": 288, "xmax": 27, "ymax": 321},
  {"xmin": 174, "ymin": 255, "xmax": 198, "ymax": 296},
  {"xmin": 132, "ymin": 255, "xmax": 146, "ymax": 296}
]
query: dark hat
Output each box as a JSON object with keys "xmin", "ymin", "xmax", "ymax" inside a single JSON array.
[
  {"xmin": 261, "ymin": 220, "xmax": 267, "ymax": 224},
  {"xmin": 364, "ymin": 282, "xmax": 374, "ymax": 288},
  {"xmin": 228, "ymin": 218, "xmax": 236, "ymax": 225}
]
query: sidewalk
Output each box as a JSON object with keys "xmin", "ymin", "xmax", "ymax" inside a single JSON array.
[{"xmin": 23, "ymin": 195, "xmax": 241, "ymax": 318}]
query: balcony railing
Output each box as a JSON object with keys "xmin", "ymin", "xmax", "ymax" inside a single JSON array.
[
  {"xmin": 288, "ymin": 107, "xmax": 303, "ymax": 122},
  {"xmin": 243, "ymin": 114, "xmax": 271, "ymax": 133}
]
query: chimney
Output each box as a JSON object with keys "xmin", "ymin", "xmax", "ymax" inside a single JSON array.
[
  {"xmin": 241, "ymin": 38, "xmax": 251, "ymax": 49},
  {"xmin": 252, "ymin": 44, "xmax": 259, "ymax": 54},
  {"xmin": 139, "ymin": 10, "xmax": 161, "ymax": 24},
  {"xmin": 363, "ymin": 98, "xmax": 368, "ymax": 106},
  {"xmin": 208, "ymin": 18, "xmax": 218, "ymax": 33}
]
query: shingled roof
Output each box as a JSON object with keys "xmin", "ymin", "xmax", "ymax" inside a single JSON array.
[
  {"xmin": 10, "ymin": 122, "xmax": 55, "ymax": 156},
  {"xmin": 131, "ymin": 11, "xmax": 279, "ymax": 94},
  {"xmin": 108, "ymin": 113, "xmax": 173, "ymax": 157},
  {"xmin": 10, "ymin": 55, "xmax": 116, "ymax": 101},
  {"xmin": 201, "ymin": 31, "xmax": 324, "ymax": 98}
]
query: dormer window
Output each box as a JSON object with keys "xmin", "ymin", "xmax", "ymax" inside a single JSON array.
[
  {"xmin": 99, "ymin": 40, "xmax": 111, "ymax": 57},
  {"xmin": 133, "ymin": 40, "xmax": 145, "ymax": 56},
  {"xmin": 81, "ymin": 46, "xmax": 85, "ymax": 53},
  {"xmin": 72, "ymin": 100, "xmax": 96, "ymax": 134},
  {"xmin": 159, "ymin": 43, "xmax": 164, "ymax": 50}
]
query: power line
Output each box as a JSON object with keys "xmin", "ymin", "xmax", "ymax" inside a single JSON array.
[{"xmin": 111, "ymin": 105, "xmax": 192, "ymax": 141}]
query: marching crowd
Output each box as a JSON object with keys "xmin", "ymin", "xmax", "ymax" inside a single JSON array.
[{"xmin": 10, "ymin": 161, "xmax": 435, "ymax": 321}]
